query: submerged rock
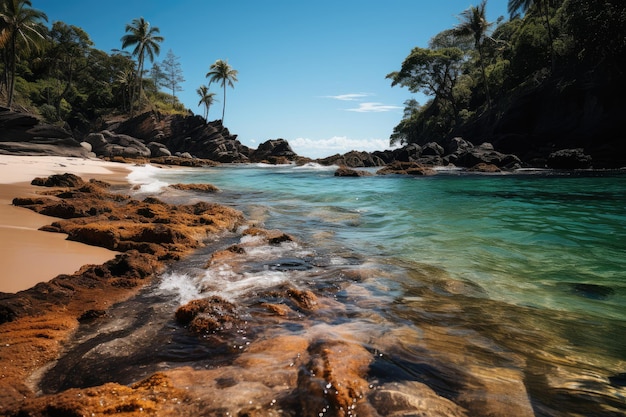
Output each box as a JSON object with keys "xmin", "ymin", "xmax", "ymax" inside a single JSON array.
[
  {"xmin": 334, "ymin": 166, "xmax": 373, "ymax": 177},
  {"xmin": 175, "ymin": 296, "xmax": 242, "ymax": 334}
]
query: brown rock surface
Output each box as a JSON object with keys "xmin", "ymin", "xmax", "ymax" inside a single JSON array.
[{"xmin": 0, "ymin": 173, "xmax": 246, "ymax": 415}]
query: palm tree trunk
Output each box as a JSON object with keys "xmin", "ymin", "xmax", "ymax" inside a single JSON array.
[
  {"xmin": 222, "ymin": 83, "xmax": 226, "ymax": 122},
  {"xmin": 477, "ymin": 46, "xmax": 492, "ymax": 110},
  {"xmin": 7, "ymin": 35, "xmax": 17, "ymax": 109},
  {"xmin": 540, "ymin": 0, "xmax": 556, "ymax": 72}
]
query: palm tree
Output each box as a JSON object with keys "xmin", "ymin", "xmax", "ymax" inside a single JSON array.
[
  {"xmin": 120, "ymin": 17, "xmax": 163, "ymax": 115},
  {"xmin": 115, "ymin": 67, "xmax": 135, "ymax": 113},
  {"xmin": 196, "ymin": 84, "xmax": 216, "ymax": 122},
  {"xmin": 0, "ymin": 0, "xmax": 47, "ymax": 109},
  {"xmin": 206, "ymin": 59, "xmax": 238, "ymax": 123},
  {"xmin": 453, "ymin": 0, "xmax": 494, "ymax": 109},
  {"xmin": 508, "ymin": 0, "xmax": 555, "ymax": 72}
]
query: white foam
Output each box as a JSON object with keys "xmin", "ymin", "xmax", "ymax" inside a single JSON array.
[
  {"xmin": 157, "ymin": 272, "xmax": 202, "ymax": 305},
  {"xmin": 293, "ymin": 162, "xmax": 338, "ymax": 171},
  {"xmin": 199, "ymin": 266, "xmax": 289, "ymax": 301},
  {"xmin": 127, "ymin": 164, "xmax": 170, "ymax": 193}
]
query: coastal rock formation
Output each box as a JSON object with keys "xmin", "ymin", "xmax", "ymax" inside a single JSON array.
[
  {"xmin": 319, "ymin": 150, "xmax": 389, "ymax": 167},
  {"xmin": 546, "ymin": 148, "xmax": 593, "ymax": 169},
  {"xmin": 334, "ymin": 166, "xmax": 373, "ymax": 177},
  {"xmin": 377, "ymin": 161, "xmax": 437, "ymax": 176},
  {"xmin": 104, "ymin": 112, "xmax": 252, "ymax": 163},
  {"xmin": 84, "ymin": 131, "xmax": 151, "ymax": 158},
  {"xmin": 0, "ymin": 107, "xmax": 90, "ymax": 157},
  {"xmin": 319, "ymin": 138, "xmax": 522, "ymax": 171},
  {"xmin": 251, "ymin": 138, "xmax": 298, "ymax": 163}
]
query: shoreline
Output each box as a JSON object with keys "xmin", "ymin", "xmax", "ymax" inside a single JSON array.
[{"xmin": 0, "ymin": 155, "xmax": 132, "ymax": 293}]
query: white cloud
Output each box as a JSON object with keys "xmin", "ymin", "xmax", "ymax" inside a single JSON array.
[
  {"xmin": 290, "ymin": 136, "xmax": 398, "ymax": 159},
  {"xmin": 345, "ymin": 102, "xmax": 403, "ymax": 113},
  {"xmin": 324, "ymin": 93, "xmax": 373, "ymax": 101}
]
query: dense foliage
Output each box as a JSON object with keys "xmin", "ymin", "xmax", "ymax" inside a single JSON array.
[
  {"xmin": 387, "ymin": 0, "xmax": 626, "ymax": 148},
  {"xmin": 0, "ymin": 0, "xmax": 192, "ymax": 134}
]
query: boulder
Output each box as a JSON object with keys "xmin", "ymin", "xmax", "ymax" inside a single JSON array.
[
  {"xmin": 422, "ymin": 141, "xmax": 445, "ymax": 156},
  {"xmin": 394, "ymin": 143, "xmax": 422, "ymax": 162},
  {"xmin": 444, "ymin": 136, "xmax": 474, "ymax": 154},
  {"xmin": 0, "ymin": 107, "xmax": 88, "ymax": 157},
  {"xmin": 377, "ymin": 161, "xmax": 437, "ymax": 176},
  {"xmin": 455, "ymin": 142, "xmax": 521, "ymax": 169},
  {"xmin": 251, "ymin": 139, "xmax": 297, "ymax": 162},
  {"xmin": 318, "ymin": 150, "xmax": 386, "ymax": 167},
  {"xmin": 147, "ymin": 142, "xmax": 171, "ymax": 157},
  {"xmin": 334, "ymin": 166, "xmax": 373, "ymax": 177},
  {"xmin": 547, "ymin": 148, "xmax": 592, "ymax": 169}
]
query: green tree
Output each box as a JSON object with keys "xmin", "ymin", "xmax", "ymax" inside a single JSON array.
[
  {"xmin": 206, "ymin": 59, "xmax": 238, "ymax": 123},
  {"xmin": 120, "ymin": 17, "xmax": 163, "ymax": 115},
  {"xmin": 0, "ymin": 0, "xmax": 47, "ymax": 109},
  {"xmin": 45, "ymin": 21, "xmax": 93, "ymax": 119},
  {"xmin": 196, "ymin": 84, "xmax": 216, "ymax": 122},
  {"xmin": 159, "ymin": 49, "xmax": 184, "ymax": 104},
  {"xmin": 508, "ymin": 0, "xmax": 555, "ymax": 72},
  {"xmin": 452, "ymin": 0, "xmax": 494, "ymax": 109}
]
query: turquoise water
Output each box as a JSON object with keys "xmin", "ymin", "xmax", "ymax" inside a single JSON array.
[
  {"xmin": 121, "ymin": 164, "xmax": 626, "ymax": 415},
  {"xmin": 148, "ymin": 165, "xmax": 626, "ymax": 321}
]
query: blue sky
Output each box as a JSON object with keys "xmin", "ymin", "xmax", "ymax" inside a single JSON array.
[{"xmin": 41, "ymin": 0, "xmax": 508, "ymax": 158}]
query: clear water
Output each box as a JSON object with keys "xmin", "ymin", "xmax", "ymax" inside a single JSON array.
[
  {"xmin": 149, "ymin": 164, "xmax": 626, "ymax": 321},
  {"xmin": 47, "ymin": 164, "xmax": 626, "ymax": 415}
]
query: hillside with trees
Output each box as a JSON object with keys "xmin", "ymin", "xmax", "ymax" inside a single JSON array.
[
  {"xmin": 1, "ymin": 0, "xmax": 625, "ymax": 167},
  {"xmin": 387, "ymin": 0, "xmax": 626, "ymax": 167},
  {"xmin": 0, "ymin": 0, "xmax": 234, "ymax": 136}
]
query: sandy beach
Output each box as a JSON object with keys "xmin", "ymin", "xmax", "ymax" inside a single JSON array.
[{"xmin": 0, "ymin": 155, "xmax": 131, "ymax": 293}]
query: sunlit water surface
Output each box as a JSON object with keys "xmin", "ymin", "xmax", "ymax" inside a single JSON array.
[{"xmin": 45, "ymin": 164, "xmax": 626, "ymax": 416}]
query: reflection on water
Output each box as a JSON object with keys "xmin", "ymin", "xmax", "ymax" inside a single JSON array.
[{"xmin": 41, "ymin": 165, "xmax": 625, "ymax": 415}]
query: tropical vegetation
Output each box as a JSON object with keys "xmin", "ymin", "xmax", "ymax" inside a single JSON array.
[
  {"xmin": 387, "ymin": 0, "xmax": 626, "ymax": 153},
  {"xmin": 0, "ymin": 0, "xmax": 236, "ymax": 134},
  {"xmin": 205, "ymin": 59, "xmax": 238, "ymax": 123}
]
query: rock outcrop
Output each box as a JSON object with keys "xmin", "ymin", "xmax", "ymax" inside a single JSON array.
[
  {"xmin": 250, "ymin": 138, "xmax": 298, "ymax": 163},
  {"xmin": 546, "ymin": 148, "xmax": 593, "ymax": 169},
  {"xmin": 0, "ymin": 107, "xmax": 90, "ymax": 157},
  {"xmin": 104, "ymin": 112, "xmax": 252, "ymax": 163}
]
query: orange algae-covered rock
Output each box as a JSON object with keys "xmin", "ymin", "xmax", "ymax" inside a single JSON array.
[
  {"xmin": 243, "ymin": 227, "xmax": 294, "ymax": 245},
  {"xmin": 0, "ymin": 172, "xmax": 248, "ymax": 414},
  {"xmin": 12, "ymin": 374, "xmax": 190, "ymax": 417},
  {"xmin": 170, "ymin": 182, "xmax": 220, "ymax": 192},
  {"xmin": 297, "ymin": 339, "xmax": 373, "ymax": 417},
  {"xmin": 175, "ymin": 296, "xmax": 242, "ymax": 334}
]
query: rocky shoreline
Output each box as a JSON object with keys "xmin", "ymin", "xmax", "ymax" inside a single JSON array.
[
  {"xmin": 0, "ymin": 171, "xmax": 539, "ymax": 416},
  {"xmin": 1, "ymin": 107, "xmax": 605, "ymax": 172}
]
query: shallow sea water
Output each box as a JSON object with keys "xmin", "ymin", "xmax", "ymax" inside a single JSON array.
[{"xmin": 44, "ymin": 164, "xmax": 626, "ymax": 416}]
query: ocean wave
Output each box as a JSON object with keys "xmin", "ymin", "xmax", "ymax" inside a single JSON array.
[{"xmin": 127, "ymin": 164, "xmax": 171, "ymax": 193}]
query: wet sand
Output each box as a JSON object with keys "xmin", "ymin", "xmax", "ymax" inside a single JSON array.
[{"xmin": 0, "ymin": 155, "xmax": 131, "ymax": 293}]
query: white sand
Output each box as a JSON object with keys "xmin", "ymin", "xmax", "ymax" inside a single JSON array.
[
  {"xmin": 0, "ymin": 155, "xmax": 131, "ymax": 184},
  {"xmin": 0, "ymin": 155, "xmax": 132, "ymax": 293}
]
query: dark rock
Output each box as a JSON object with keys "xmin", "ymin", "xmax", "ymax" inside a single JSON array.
[
  {"xmin": 175, "ymin": 296, "xmax": 242, "ymax": 334},
  {"xmin": 251, "ymin": 139, "xmax": 297, "ymax": 163},
  {"xmin": 547, "ymin": 148, "xmax": 593, "ymax": 169},
  {"xmin": 107, "ymin": 112, "xmax": 251, "ymax": 163},
  {"xmin": 377, "ymin": 161, "xmax": 437, "ymax": 176},
  {"xmin": 318, "ymin": 150, "xmax": 386, "ymax": 167},
  {"xmin": 0, "ymin": 107, "xmax": 88, "ymax": 157},
  {"xmin": 394, "ymin": 143, "xmax": 422, "ymax": 162},
  {"xmin": 444, "ymin": 137, "xmax": 474, "ymax": 154},
  {"xmin": 455, "ymin": 143, "xmax": 521, "ymax": 169},
  {"xmin": 334, "ymin": 166, "xmax": 373, "ymax": 177},
  {"xmin": 31, "ymin": 173, "xmax": 85, "ymax": 188},
  {"xmin": 571, "ymin": 283, "xmax": 614, "ymax": 300},
  {"xmin": 147, "ymin": 141, "xmax": 171, "ymax": 157},
  {"xmin": 468, "ymin": 163, "xmax": 501, "ymax": 173},
  {"xmin": 421, "ymin": 142, "xmax": 445, "ymax": 156}
]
